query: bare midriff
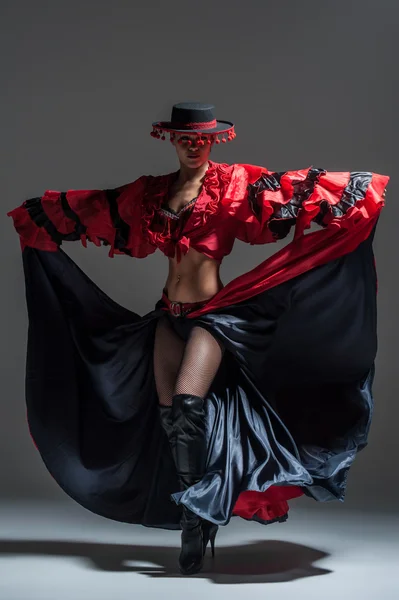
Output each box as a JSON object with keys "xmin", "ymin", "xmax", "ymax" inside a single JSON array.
[
  {"xmin": 162, "ymin": 165, "xmax": 225, "ymax": 303},
  {"xmin": 163, "ymin": 247, "xmax": 224, "ymax": 303}
]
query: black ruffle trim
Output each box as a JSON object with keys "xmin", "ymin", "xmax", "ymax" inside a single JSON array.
[
  {"xmin": 247, "ymin": 168, "xmax": 373, "ymax": 240},
  {"xmin": 24, "ymin": 196, "xmax": 83, "ymax": 245},
  {"xmin": 24, "ymin": 189, "xmax": 133, "ymax": 254}
]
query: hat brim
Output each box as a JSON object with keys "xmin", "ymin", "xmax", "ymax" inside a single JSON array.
[{"xmin": 152, "ymin": 120, "xmax": 234, "ymax": 134}]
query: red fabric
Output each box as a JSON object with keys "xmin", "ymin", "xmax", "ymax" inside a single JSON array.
[
  {"xmin": 140, "ymin": 162, "xmax": 236, "ymax": 263},
  {"xmin": 233, "ymin": 487, "xmax": 305, "ymax": 521},
  {"xmin": 9, "ymin": 161, "xmax": 388, "ymax": 273},
  {"xmin": 160, "ymin": 290, "xmax": 207, "ymax": 316},
  {"xmin": 7, "ymin": 176, "xmax": 155, "ymax": 258},
  {"xmin": 41, "ymin": 193, "xmax": 77, "ymax": 235},
  {"xmin": 186, "ymin": 168, "xmax": 387, "ymax": 316},
  {"xmin": 7, "ymin": 203, "xmax": 58, "ymax": 252},
  {"xmin": 8, "ymin": 160, "xmax": 389, "ymax": 522},
  {"xmin": 161, "ymin": 119, "xmax": 218, "ymax": 129}
]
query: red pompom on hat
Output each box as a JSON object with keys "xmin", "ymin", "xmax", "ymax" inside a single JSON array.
[{"xmin": 150, "ymin": 102, "xmax": 236, "ymax": 145}]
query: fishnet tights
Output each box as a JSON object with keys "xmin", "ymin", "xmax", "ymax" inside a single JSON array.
[{"xmin": 154, "ymin": 315, "xmax": 225, "ymax": 406}]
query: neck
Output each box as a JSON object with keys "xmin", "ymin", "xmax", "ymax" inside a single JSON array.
[{"xmin": 177, "ymin": 160, "xmax": 210, "ymax": 183}]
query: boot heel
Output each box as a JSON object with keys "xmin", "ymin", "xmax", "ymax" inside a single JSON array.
[
  {"xmin": 209, "ymin": 526, "xmax": 217, "ymax": 558},
  {"xmin": 202, "ymin": 522, "xmax": 218, "ymax": 558}
]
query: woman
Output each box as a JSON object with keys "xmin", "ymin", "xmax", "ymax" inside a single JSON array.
[{"xmin": 7, "ymin": 102, "xmax": 389, "ymax": 576}]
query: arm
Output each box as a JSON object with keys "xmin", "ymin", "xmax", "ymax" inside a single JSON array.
[
  {"xmin": 7, "ymin": 175, "xmax": 156, "ymax": 258},
  {"xmin": 233, "ymin": 166, "xmax": 389, "ymax": 245}
]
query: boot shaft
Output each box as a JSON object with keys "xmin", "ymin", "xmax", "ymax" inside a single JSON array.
[{"xmin": 171, "ymin": 394, "xmax": 207, "ymax": 483}]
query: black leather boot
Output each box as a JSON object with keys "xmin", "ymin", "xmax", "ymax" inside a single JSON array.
[{"xmin": 171, "ymin": 393, "xmax": 211, "ymax": 575}]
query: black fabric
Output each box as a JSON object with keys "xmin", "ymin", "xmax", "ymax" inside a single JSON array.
[
  {"xmin": 104, "ymin": 188, "xmax": 132, "ymax": 254},
  {"xmin": 21, "ymin": 225, "xmax": 377, "ymax": 529},
  {"xmin": 59, "ymin": 192, "xmax": 87, "ymax": 241},
  {"xmin": 25, "ymin": 195, "xmax": 86, "ymax": 244}
]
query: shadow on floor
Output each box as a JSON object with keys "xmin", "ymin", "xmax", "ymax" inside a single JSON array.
[{"xmin": 0, "ymin": 538, "xmax": 332, "ymax": 583}]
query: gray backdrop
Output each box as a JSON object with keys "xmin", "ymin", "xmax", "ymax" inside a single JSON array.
[{"xmin": 1, "ymin": 0, "xmax": 397, "ymax": 512}]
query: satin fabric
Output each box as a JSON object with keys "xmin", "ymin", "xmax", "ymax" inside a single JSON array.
[
  {"xmin": 21, "ymin": 220, "xmax": 377, "ymax": 528},
  {"xmin": 8, "ymin": 160, "xmax": 387, "ymax": 528},
  {"xmin": 7, "ymin": 162, "xmax": 388, "ymax": 269}
]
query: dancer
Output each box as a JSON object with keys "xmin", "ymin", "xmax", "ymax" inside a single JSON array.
[{"xmin": 8, "ymin": 102, "xmax": 389, "ymax": 575}]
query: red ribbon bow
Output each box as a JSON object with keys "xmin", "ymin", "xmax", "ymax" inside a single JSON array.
[
  {"xmin": 164, "ymin": 236, "xmax": 191, "ymax": 263},
  {"xmin": 175, "ymin": 236, "xmax": 190, "ymax": 263}
]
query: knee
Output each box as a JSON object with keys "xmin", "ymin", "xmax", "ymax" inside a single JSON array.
[{"xmin": 173, "ymin": 393, "xmax": 204, "ymax": 414}]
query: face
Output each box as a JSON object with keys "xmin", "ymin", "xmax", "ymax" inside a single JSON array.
[{"xmin": 172, "ymin": 134, "xmax": 212, "ymax": 168}]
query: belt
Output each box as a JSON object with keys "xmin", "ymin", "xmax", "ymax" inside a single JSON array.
[{"xmin": 161, "ymin": 290, "xmax": 207, "ymax": 318}]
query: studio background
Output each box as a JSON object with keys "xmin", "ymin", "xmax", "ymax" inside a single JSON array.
[{"xmin": 1, "ymin": 0, "xmax": 397, "ymax": 515}]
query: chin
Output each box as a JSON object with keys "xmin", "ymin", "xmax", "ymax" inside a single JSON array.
[{"xmin": 185, "ymin": 156, "xmax": 209, "ymax": 168}]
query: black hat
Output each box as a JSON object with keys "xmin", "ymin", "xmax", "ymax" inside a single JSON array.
[{"xmin": 151, "ymin": 102, "xmax": 236, "ymax": 145}]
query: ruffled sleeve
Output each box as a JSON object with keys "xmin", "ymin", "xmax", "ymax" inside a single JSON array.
[
  {"xmin": 7, "ymin": 175, "xmax": 156, "ymax": 258},
  {"xmin": 233, "ymin": 166, "xmax": 389, "ymax": 245}
]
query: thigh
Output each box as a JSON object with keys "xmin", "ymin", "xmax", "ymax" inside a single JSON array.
[
  {"xmin": 153, "ymin": 314, "xmax": 186, "ymax": 406},
  {"xmin": 173, "ymin": 325, "xmax": 225, "ymax": 398}
]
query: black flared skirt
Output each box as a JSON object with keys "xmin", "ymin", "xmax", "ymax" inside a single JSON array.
[{"xmin": 21, "ymin": 225, "xmax": 378, "ymax": 529}]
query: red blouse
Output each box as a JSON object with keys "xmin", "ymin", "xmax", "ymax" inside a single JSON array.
[{"xmin": 7, "ymin": 159, "xmax": 389, "ymax": 268}]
